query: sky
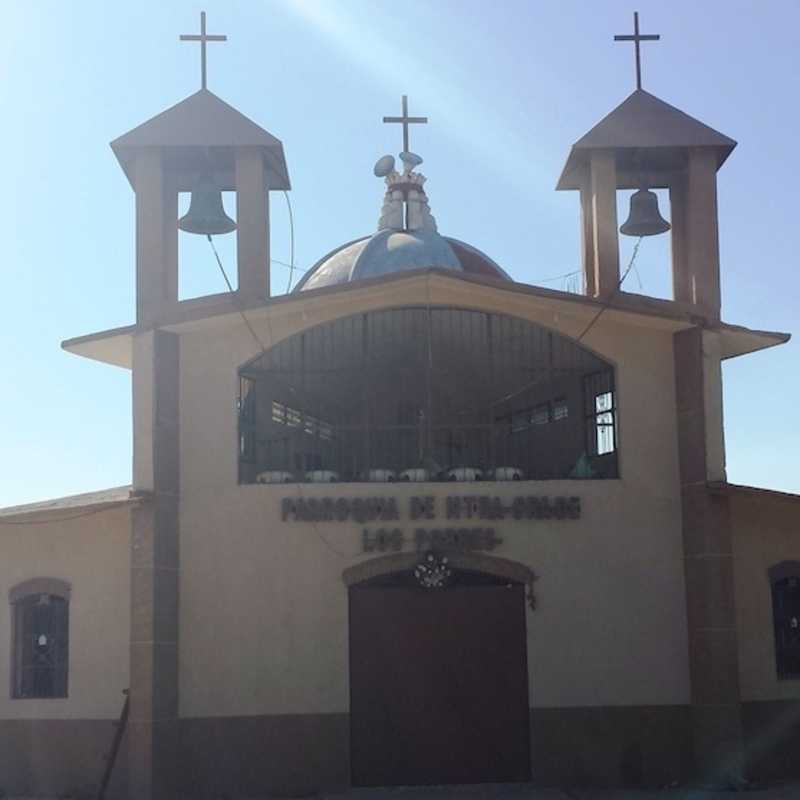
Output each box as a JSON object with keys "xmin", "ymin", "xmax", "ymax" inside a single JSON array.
[{"xmin": 0, "ymin": 0, "xmax": 798, "ymax": 507}]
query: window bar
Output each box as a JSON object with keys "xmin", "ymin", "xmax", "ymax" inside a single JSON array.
[
  {"xmin": 362, "ymin": 313, "xmax": 370, "ymax": 481},
  {"xmin": 487, "ymin": 312, "xmax": 496, "ymax": 475},
  {"xmin": 424, "ymin": 304, "xmax": 433, "ymax": 474}
]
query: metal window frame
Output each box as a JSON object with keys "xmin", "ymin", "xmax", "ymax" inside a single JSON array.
[
  {"xmin": 769, "ymin": 562, "xmax": 800, "ymax": 680},
  {"xmin": 10, "ymin": 584, "xmax": 70, "ymax": 700},
  {"xmin": 583, "ymin": 371, "xmax": 617, "ymax": 459}
]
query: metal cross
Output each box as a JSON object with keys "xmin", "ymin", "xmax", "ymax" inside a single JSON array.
[
  {"xmin": 614, "ymin": 12, "xmax": 660, "ymax": 91},
  {"xmin": 383, "ymin": 95, "xmax": 428, "ymax": 154},
  {"xmin": 180, "ymin": 11, "xmax": 227, "ymax": 90}
]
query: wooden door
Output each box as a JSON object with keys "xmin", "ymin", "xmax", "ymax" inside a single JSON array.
[{"xmin": 349, "ymin": 579, "xmax": 530, "ymax": 786}]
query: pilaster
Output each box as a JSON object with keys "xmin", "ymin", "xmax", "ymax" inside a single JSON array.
[
  {"xmin": 685, "ymin": 149, "xmax": 722, "ymax": 319},
  {"xmin": 669, "ymin": 172, "xmax": 690, "ymax": 304},
  {"xmin": 135, "ymin": 153, "xmax": 178, "ymax": 327},
  {"xmin": 129, "ymin": 330, "xmax": 181, "ymax": 800},
  {"xmin": 674, "ymin": 327, "xmax": 742, "ymax": 784},
  {"xmin": 236, "ymin": 147, "xmax": 270, "ymax": 302},
  {"xmin": 589, "ymin": 150, "xmax": 620, "ymax": 298},
  {"xmin": 579, "ymin": 171, "xmax": 597, "ymax": 297}
]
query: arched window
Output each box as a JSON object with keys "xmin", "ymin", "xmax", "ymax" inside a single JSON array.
[
  {"xmin": 770, "ymin": 562, "xmax": 800, "ymax": 680},
  {"xmin": 9, "ymin": 578, "xmax": 70, "ymax": 699},
  {"xmin": 239, "ymin": 307, "xmax": 618, "ymax": 483}
]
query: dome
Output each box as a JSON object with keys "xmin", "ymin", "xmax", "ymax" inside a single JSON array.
[
  {"xmin": 295, "ymin": 146, "xmax": 513, "ymax": 292},
  {"xmin": 356, "ymin": 228, "xmax": 461, "ymax": 277},
  {"xmin": 295, "ymin": 233, "xmax": 511, "ymax": 292}
]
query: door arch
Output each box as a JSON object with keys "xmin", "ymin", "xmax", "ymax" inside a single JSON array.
[{"xmin": 348, "ymin": 554, "xmax": 532, "ymax": 786}]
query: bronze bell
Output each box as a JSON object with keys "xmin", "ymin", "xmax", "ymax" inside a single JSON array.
[
  {"xmin": 178, "ymin": 174, "xmax": 237, "ymax": 236},
  {"xmin": 620, "ymin": 188, "xmax": 671, "ymax": 237}
]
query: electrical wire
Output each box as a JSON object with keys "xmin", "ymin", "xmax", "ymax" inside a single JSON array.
[
  {"xmin": 283, "ymin": 190, "xmax": 296, "ymax": 293},
  {"xmin": 536, "ymin": 269, "xmax": 582, "ymax": 284},
  {"xmin": 206, "ymin": 235, "xmax": 349, "ymax": 560},
  {"xmin": 206, "ymin": 234, "xmax": 271, "ymax": 355},
  {"xmin": 466, "ymin": 236, "xmax": 645, "ymax": 414},
  {"xmin": 573, "ymin": 236, "xmax": 642, "ymax": 343}
]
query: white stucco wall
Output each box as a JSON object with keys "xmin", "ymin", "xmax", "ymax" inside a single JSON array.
[
  {"xmin": 0, "ymin": 506, "xmax": 130, "ymax": 719},
  {"xmin": 174, "ymin": 276, "xmax": 690, "ymax": 717}
]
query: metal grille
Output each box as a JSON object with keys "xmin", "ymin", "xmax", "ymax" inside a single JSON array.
[
  {"xmin": 12, "ymin": 593, "xmax": 69, "ymax": 699},
  {"xmin": 772, "ymin": 575, "xmax": 800, "ymax": 679},
  {"xmin": 239, "ymin": 307, "xmax": 618, "ymax": 483}
]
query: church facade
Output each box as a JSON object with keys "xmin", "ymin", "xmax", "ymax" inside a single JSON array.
[{"xmin": 1, "ymin": 16, "xmax": 799, "ymax": 800}]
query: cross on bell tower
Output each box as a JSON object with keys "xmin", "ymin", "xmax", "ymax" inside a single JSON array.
[
  {"xmin": 614, "ymin": 11, "xmax": 660, "ymax": 91},
  {"xmin": 180, "ymin": 11, "xmax": 227, "ymax": 90}
]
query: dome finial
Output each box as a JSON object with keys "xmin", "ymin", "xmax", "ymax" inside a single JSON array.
[
  {"xmin": 375, "ymin": 160, "xmax": 438, "ymax": 233},
  {"xmin": 375, "ymin": 95, "xmax": 437, "ymax": 233}
]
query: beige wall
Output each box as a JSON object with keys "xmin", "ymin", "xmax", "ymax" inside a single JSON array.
[
  {"xmin": 0, "ymin": 506, "xmax": 130, "ymax": 719},
  {"xmin": 174, "ymin": 277, "xmax": 690, "ymax": 717},
  {"xmin": 732, "ymin": 492, "xmax": 800, "ymax": 702}
]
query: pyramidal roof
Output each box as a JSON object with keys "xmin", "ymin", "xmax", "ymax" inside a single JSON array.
[
  {"xmin": 111, "ymin": 88, "xmax": 284, "ymax": 149},
  {"xmin": 557, "ymin": 89, "xmax": 736, "ymax": 190},
  {"xmin": 111, "ymin": 89, "xmax": 289, "ymax": 189}
]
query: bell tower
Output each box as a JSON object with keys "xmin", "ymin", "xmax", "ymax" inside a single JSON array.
[
  {"xmin": 110, "ymin": 12, "xmax": 290, "ymax": 328},
  {"xmin": 106, "ymin": 15, "xmax": 291, "ymax": 800},
  {"xmin": 557, "ymin": 13, "xmax": 747, "ymax": 787},
  {"xmin": 556, "ymin": 13, "xmax": 735, "ymax": 321}
]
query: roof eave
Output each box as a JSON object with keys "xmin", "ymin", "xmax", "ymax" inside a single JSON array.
[
  {"xmin": 111, "ymin": 145, "xmax": 291, "ymax": 193},
  {"xmin": 556, "ymin": 142, "xmax": 736, "ymax": 191},
  {"xmin": 0, "ymin": 486, "xmax": 139, "ymax": 523},
  {"xmin": 61, "ymin": 270, "xmax": 790, "ymax": 369},
  {"xmin": 707, "ymin": 481, "xmax": 800, "ymax": 506},
  {"xmin": 714, "ymin": 323, "xmax": 790, "ymax": 360}
]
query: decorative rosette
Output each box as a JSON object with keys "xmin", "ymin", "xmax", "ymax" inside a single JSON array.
[{"xmin": 414, "ymin": 552, "xmax": 452, "ymax": 589}]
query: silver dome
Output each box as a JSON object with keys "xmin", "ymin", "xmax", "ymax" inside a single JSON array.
[{"xmin": 295, "ymin": 234, "xmax": 511, "ymax": 292}]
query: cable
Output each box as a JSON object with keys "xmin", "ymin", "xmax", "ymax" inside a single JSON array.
[
  {"xmin": 537, "ymin": 269, "xmax": 582, "ymax": 284},
  {"xmin": 573, "ymin": 236, "xmax": 642, "ymax": 343},
  {"xmin": 283, "ymin": 191, "xmax": 296, "ymax": 293},
  {"xmin": 206, "ymin": 234, "xmax": 271, "ymax": 355},
  {"xmin": 206, "ymin": 235, "xmax": 349, "ymax": 560},
  {"xmin": 459, "ymin": 237, "xmax": 645, "ymax": 415}
]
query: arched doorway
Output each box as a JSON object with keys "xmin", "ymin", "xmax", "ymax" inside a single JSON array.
[{"xmin": 347, "ymin": 554, "xmax": 532, "ymax": 786}]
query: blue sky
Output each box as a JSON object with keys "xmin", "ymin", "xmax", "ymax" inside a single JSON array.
[{"xmin": 0, "ymin": 0, "xmax": 797, "ymax": 507}]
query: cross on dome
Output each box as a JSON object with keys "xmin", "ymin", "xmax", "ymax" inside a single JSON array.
[
  {"xmin": 614, "ymin": 11, "xmax": 660, "ymax": 91},
  {"xmin": 382, "ymin": 95, "xmax": 428, "ymax": 155},
  {"xmin": 180, "ymin": 11, "xmax": 227, "ymax": 90}
]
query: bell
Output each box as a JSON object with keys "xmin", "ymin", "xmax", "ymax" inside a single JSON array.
[
  {"xmin": 620, "ymin": 188, "xmax": 671, "ymax": 237},
  {"xmin": 178, "ymin": 175, "xmax": 237, "ymax": 236}
]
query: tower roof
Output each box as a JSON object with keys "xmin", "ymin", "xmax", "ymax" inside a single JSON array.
[
  {"xmin": 557, "ymin": 89, "xmax": 736, "ymax": 190},
  {"xmin": 110, "ymin": 88, "xmax": 290, "ymax": 190}
]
